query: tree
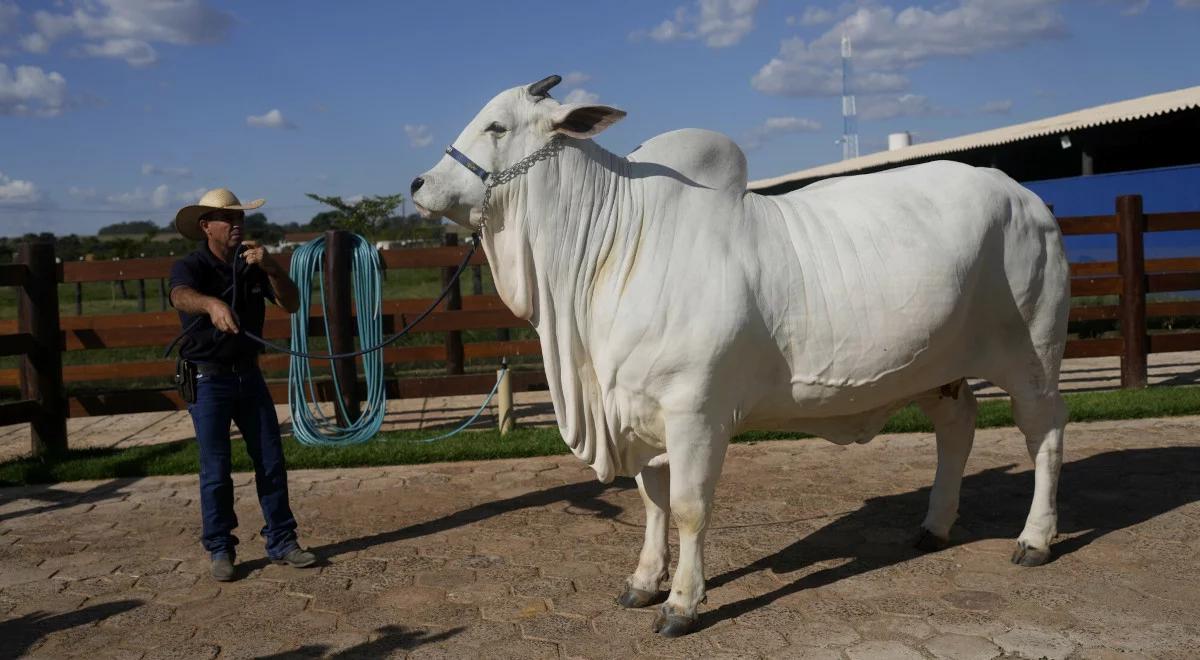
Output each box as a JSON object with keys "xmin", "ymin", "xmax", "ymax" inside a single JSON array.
[
  {"xmin": 305, "ymin": 210, "xmax": 346, "ymax": 232},
  {"xmin": 304, "ymin": 193, "xmax": 404, "ymax": 235},
  {"xmin": 242, "ymin": 212, "xmax": 286, "ymax": 244},
  {"xmin": 98, "ymin": 220, "xmax": 159, "ymax": 236}
]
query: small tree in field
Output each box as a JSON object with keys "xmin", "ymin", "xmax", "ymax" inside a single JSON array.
[{"xmin": 305, "ymin": 193, "xmax": 404, "ymax": 235}]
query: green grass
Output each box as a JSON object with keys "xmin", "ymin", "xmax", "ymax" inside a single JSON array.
[{"xmin": 3, "ymin": 385, "xmax": 1199, "ymax": 487}]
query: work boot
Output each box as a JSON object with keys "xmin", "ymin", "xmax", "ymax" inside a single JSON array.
[
  {"xmin": 273, "ymin": 547, "xmax": 318, "ymax": 568},
  {"xmin": 210, "ymin": 554, "xmax": 236, "ymax": 582}
]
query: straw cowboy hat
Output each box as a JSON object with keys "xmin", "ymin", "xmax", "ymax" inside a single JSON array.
[{"xmin": 174, "ymin": 188, "xmax": 265, "ymax": 241}]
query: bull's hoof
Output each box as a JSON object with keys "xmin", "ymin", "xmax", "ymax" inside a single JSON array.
[
  {"xmin": 1011, "ymin": 540, "xmax": 1051, "ymax": 566},
  {"xmin": 652, "ymin": 610, "xmax": 698, "ymax": 637},
  {"xmin": 617, "ymin": 584, "xmax": 659, "ymax": 609},
  {"xmin": 914, "ymin": 527, "xmax": 949, "ymax": 552}
]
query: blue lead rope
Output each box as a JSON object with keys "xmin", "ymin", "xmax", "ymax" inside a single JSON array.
[{"xmin": 284, "ymin": 234, "xmax": 502, "ymax": 446}]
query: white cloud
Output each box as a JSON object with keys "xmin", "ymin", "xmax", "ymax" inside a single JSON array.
[
  {"xmin": 107, "ymin": 183, "xmax": 170, "ymax": 208},
  {"xmin": 753, "ymin": 0, "xmax": 1066, "ymax": 98},
  {"xmin": 246, "ymin": 108, "xmax": 295, "ymax": 129},
  {"xmin": 69, "ymin": 186, "xmax": 99, "ymax": 200},
  {"xmin": 564, "ymin": 88, "xmax": 600, "ymax": 104},
  {"xmin": 793, "ymin": 6, "xmax": 834, "ymax": 26},
  {"xmin": 743, "ymin": 115, "xmax": 822, "ymax": 149},
  {"xmin": 563, "ymin": 71, "xmax": 591, "ymax": 87},
  {"xmin": 0, "ymin": 171, "xmax": 41, "ymax": 204},
  {"xmin": 636, "ymin": 0, "xmax": 759, "ymax": 48},
  {"xmin": 82, "ymin": 37, "xmax": 157, "ymax": 66},
  {"xmin": 1175, "ymin": 0, "xmax": 1200, "ymax": 7},
  {"xmin": 177, "ymin": 187, "xmax": 206, "ymax": 203},
  {"xmin": 20, "ymin": 33, "xmax": 50, "ymax": 53},
  {"xmin": 859, "ymin": 94, "xmax": 948, "ymax": 120},
  {"xmin": 24, "ymin": 0, "xmax": 233, "ymax": 67},
  {"xmin": 404, "ymin": 124, "xmax": 433, "ymax": 148},
  {"xmin": 142, "ymin": 163, "xmax": 192, "ymax": 178},
  {"xmin": 0, "ymin": 63, "xmax": 68, "ymax": 116},
  {"xmin": 979, "ymin": 99, "xmax": 1014, "ymax": 114}
]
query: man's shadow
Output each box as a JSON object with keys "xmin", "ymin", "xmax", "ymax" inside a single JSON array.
[
  {"xmin": 702, "ymin": 446, "xmax": 1200, "ymax": 629},
  {"xmin": 239, "ymin": 477, "xmax": 635, "ymax": 572}
]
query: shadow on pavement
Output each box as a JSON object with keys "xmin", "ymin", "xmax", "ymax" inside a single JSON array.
[
  {"xmin": 703, "ymin": 446, "xmax": 1200, "ymax": 629},
  {"xmin": 241, "ymin": 476, "xmax": 636, "ymax": 572},
  {"xmin": 256, "ymin": 624, "xmax": 465, "ymax": 658},
  {"xmin": 0, "ymin": 599, "xmax": 143, "ymax": 658}
]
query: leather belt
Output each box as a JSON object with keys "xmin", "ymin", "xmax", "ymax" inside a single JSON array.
[{"xmin": 191, "ymin": 358, "xmax": 259, "ymax": 376}]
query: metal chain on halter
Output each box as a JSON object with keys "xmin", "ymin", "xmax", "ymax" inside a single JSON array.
[{"xmin": 479, "ymin": 136, "xmax": 566, "ymax": 231}]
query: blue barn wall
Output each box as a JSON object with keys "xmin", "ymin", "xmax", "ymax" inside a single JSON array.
[{"xmin": 1023, "ymin": 164, "xmax": 1200, "ymax": 262}]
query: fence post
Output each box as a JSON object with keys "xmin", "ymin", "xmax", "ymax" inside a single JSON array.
[
  {"xmin": 137, "ymin": 278, "xmax": 146, "ymax": 312},
  {"xmin": 496, "ymin": 361, "xmax": 513, "ymax": 435},
  {"xmin": 324, "ymin": 230, "xmax": 361, "ymax": 425},
  {"xmin": 442, "ymin": 233, "xmax": 464, "ymax": 375},
  {"xmin": 159, "ymin": 278, "xmax": 168, "ymax": 311},
  {"xmin": 1117, "ymin": 194, "xmax": 1148, "ymax": 389},
  {"xmin": 18, "ymin": 240, "xmax": 67, "ymax": 457},
  {"xmin": 74, "ymin": 282, "xmax": 83, "ymax": 315},
  {"xmin": 472, "ymin": 265, "xmax": 483, "ymax": 295}
]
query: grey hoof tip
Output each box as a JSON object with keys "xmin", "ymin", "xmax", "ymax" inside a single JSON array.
[
  {"xmin": 1011, "ymin": 541, "xmax": 1051, "ymax": 566},
  {"xmin": 617, "ymin": 585, "xmax": 659, "ymax": 608},
  {"xmin": 914, "ymin": 528, "xmax": 949, "ymax": 552},
  {"xmin": 652, "ymin": 611, "xmax": 698, "ymax": 637}
]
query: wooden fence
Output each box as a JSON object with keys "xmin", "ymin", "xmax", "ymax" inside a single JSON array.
[{"xmin": 3, "ymin": 194, "xmax": 1200, "ymax": 456}]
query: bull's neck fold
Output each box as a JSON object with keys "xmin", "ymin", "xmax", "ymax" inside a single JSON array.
[{"xmin": 480, "ymin": 137, "xmax": 644, "ymax": 483}]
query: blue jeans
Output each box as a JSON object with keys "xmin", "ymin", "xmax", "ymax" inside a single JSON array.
[{"xmin": 187, "ymin": 368, "xmax": 299, "ymax": 560}]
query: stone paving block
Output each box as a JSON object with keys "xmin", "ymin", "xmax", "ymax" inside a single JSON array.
[
  {"xmin": 0, "ymin": 564, "xmax": 59, "ymax": 587},
  {"xmin": 853, "ymin": 615, "xmax": 935, "ymax": 642},
  {"xmin": 768, "ymin": 646, "xmax": 843, "ymax": 660},
  {"xmin": 927, "ymin": 607, "xmax": 1009, "ymax": 637},
  {"xmin": 152, "ymin": 580, "xmax": 218, "ymax": 607},
  {"xmin": 519, "ymin": 612, "xmax": 592, "ymax": 642},
  {"xmin": 993, "ymin": 627, "xmax": 1078, "ymax": 660},
  {"xmin": 710, "ymin": 624, "xmax": 791, "ymax": 654},
  {"xmin": 942, "ymin": 589, "xmax": 1007, "ymax": 611},
  {"xmin": 924, "ymin": 633, "xmax": 1002, "ymax": 660},
  {"xmin": 846, "ymin": 639, "xmax": 926, "ymax": 660}
]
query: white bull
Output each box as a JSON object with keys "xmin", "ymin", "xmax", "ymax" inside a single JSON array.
[{"xmin": 412, "ymin": 75, "xmax": 1069, "ymax": 636}]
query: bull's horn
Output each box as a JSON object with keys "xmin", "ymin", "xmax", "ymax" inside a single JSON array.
[{"xmin": 528, "ymin": 75, "xmax": 562, "ymax": 98}]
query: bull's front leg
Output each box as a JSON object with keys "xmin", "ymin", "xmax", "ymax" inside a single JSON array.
[
  {"xmin": 618, "ymin": 457, "xmax": 670, "ymax": 608},
  {"xmin": 653, "ymin": 416, "xmax": 729, "ymax": 637}
]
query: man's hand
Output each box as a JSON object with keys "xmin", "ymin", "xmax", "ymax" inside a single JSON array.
[
  {"xmin": 242, "ymin": 241, "xmax": 282, "ymax": 275},
  {"xmin": 206, "ymin": 299, "xmax": 239, "ymax": 334}
]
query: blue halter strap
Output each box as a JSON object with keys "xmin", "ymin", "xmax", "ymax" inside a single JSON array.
[{"xmin": 445, "ymin": 145, "xmax": 489, "ymax": 182}]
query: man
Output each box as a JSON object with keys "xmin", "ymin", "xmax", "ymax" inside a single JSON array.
[{"xmin": 169, "ymin": 187, "xmax": 317, "ymax": 581}]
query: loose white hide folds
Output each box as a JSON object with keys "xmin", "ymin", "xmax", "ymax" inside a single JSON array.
[{"xmin": 414, "ymin": 87, "xmax": 1069, "ymax": 484}]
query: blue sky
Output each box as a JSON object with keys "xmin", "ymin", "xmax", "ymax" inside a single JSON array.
[{"xmin": 1, "ymin": 0, "xmax": 1198, "ymax": 237}]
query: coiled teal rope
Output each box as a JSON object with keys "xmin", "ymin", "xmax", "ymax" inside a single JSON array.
[
  {"xmin": 287, "ymin": 234, "xmax": 387, "ymax": 446},
  {"xmin": 283, "ymin": 234, "xmax": 505, "ymax": 446}
]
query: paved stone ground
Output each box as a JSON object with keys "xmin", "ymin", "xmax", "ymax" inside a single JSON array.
[
  {"xmin": 2, "ymin": 415, "xmax": 1199, "ymax": 659},
  {"xmin": 4, "ymin": 350, "xmax": 1200, "ymax": 463}
]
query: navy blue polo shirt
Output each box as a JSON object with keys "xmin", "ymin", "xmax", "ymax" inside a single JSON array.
[{"xmin": 169, "ymin": 244, "xmax": 276, "ymax": 364}]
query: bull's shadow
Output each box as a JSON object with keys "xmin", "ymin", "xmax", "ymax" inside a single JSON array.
[{"xmin": 704, "ymin": 445, "xmax": 1200, "ymax": 629}]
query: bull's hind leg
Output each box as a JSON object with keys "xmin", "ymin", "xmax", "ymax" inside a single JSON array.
[
  {"xmin": 618, "ymin": 460, "xmax": 670, "ymax": 608},
  {"xmin": 652, "ymin": 414, "xmax": 729, "ymax": 637},
  {"xmin": 913, "ymin": 384, "xmax": 979, "ymax": 550},
  {"xmin": 1009, "ymin": 389, "xmax": 1067, "ymax": 566}
]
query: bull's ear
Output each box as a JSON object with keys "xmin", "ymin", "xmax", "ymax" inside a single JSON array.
[{"xmin": 549, "ymin": 104, "xmax": 627, "ymax": 139}]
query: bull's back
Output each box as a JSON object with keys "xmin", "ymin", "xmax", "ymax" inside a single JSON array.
[{"xmin": 744, "ymin": 161, "xmax": 1057, "ymax": 414}]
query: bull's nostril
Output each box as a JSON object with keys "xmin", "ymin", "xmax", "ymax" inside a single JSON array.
[{"xmin": 410, "ymin": 177, "xmax": 425, "ymax": 195}]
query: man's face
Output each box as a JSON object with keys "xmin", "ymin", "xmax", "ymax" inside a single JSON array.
[{"xmin": 200, "ymin": 210, "xmax": 244, "ymax": 248}]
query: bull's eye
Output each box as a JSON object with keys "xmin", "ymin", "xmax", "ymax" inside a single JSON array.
[{"xmin": 485, "ymin": 122, "xmax": 508, "ymax": 135}]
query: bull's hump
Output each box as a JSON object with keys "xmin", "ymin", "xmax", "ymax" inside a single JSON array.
[{"xmin": 627, "ymin": 129, "xmax": 748, "ymax": 194}]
